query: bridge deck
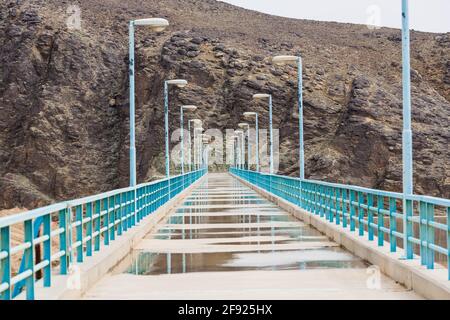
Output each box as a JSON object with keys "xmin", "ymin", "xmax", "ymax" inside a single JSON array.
[{"xmin": 84, "ymin": 173, "xmax": 421, "ymax": 299}]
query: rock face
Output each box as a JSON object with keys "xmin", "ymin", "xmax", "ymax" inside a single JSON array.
[{"xmin": 0, "ymin": 0, "xmax": 448, "ymax": 209}]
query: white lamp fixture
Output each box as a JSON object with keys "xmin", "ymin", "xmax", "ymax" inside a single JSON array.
[
  {"xmin": 238, "ymin": 123, "xmax": 249, "ymax": 128},
  {"xmin": 134, "ymin": 18, "xmax": 169, "ymax": 32},
  {"xmin": 182, "ymin": 105, "xmax": 197, "ymax": 111},
  {"xmin": 272, "ymin": 55, "xmax": 299, "ymax": 65},
  {"xmin": 253, "ymin": 93, "xmax": 270, "ymax": 99},
  {"xmin": 243, "ymin": 112, "xmax": 257, "ymax": 117},
  {"xmin": 167, "ymin": 79, "xmax": 188, "ymax": 88}
]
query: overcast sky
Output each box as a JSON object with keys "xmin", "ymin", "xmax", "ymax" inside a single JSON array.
[{"xmin": 220, "ymin": 0, "xmax": 450, "ymax": 33}]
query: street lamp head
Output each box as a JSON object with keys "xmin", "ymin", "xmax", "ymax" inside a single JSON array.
[
  {"xmin": 190, "ymin": 118, "xmax": 202, "ymax": 125},
  {"xmin": 238, "ymin": 123, "xmax": 249, "ymax": 128},
  {"xmin": 133, "ymin": 18, "xmax": 169, "ymax": 32},
  {"xmin": 182, "ymin": 105, "xmax": 197, "ymax": 111},
  {"xmin": 166, "ymin": 79, "xmax": 188, "ymax": 88},
  {"xmin": 243, "ymin": 112, "xmax": 257, "ymax": 117},
  {"xmin": 272, "ymin": 55, "xmax": 300, "ymax": 65},
  {"xmin": 253, "ymin": 93, "xmax": 270, "ymax": 100}
]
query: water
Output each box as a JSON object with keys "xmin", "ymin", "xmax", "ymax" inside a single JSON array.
[{"xmin": 125, "ymin": 174, "xmax": 369, "ymax": 276}]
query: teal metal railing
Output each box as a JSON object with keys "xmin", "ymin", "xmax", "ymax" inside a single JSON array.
[
  {"xmin": 230, "ymin": 168, "xmax": 450, "ymax": 280},
  {"xmin": 0, "ymin": 169, "xmax": 206, "ymax": 300}
]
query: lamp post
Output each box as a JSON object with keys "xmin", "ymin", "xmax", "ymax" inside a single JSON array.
[
  {"xmin": 194, "ymin": 127, "xmax": 203, "ymax": 170},
  {"xmin": 235, "ymin": 130, "xmax": 245, "ymax": 170},
  {"xmin": 232, "ymin": 136, "xmax": 239, "ymax": 168},
  {"xmin": 201, "ymin": 134, "xmax": 210, "ymax": 170},
  {"xmin": 273, "ymin": 55, "xmax": 304, "ymax": 180},
  {"xmin": 180, "ymin": 105, "xmax": 197, "ymax": 174},
  {"xmin": 188, "ymin": 119, "xmax": 202, "ymax": 172},
  {"xmin": 129, "ymin": 18, "xmax": 169, "ymax": 187},
  {"xmin": 164, "ymin": 79, "xmax": 187, "ymax": 179},
  {"xmin": 253, "ymin": 93, "xmax": 273, "ymax": 174},
  {"xmin": 401, "ymin": 0, "xmax": 413, "ymax": 259},
  {"xmin": 238, "ymin": 123, "xmax": 250, "ymax": 170},
  {"xmin": 243, "ymin": 112, "xmax": 259, "ymax": 172}
]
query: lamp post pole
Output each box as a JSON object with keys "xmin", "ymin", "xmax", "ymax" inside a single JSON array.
[
  {"xmin": 129, "ymin": 21, "xmax": 136, "ymax": 187},
  {"xmin": 239, "ymin": 123, "xmax": 250, "ymax": 170},
  {"xmin": 180, "ymin": 105, "xmax": 184, "ymax": 175},
  {"xmin": 255, "ymin": 113, "xmax": 259, "ymax": 172},
  {"xmin": 253, "ymin": 94, "xmax": 273, "ymax": 174},
  {"xmin": 401, "ymin": 0, "xmax": 413, "ymax": 259},
  {"xmin": 180, "ymin": 106, "xmax": 198, "ymax": 175},
  {"xmin": 269, "ymin": 95, "xmax": 273, "ymax": 174},
  {"xmin": 297, "ymin": 57, "xmax": 305, "ymax": 180},
  {"xmin": 188, "ymin": 120, "xmax": 200, "ymax": 172},
  {"xmin": 273, "ymin": 55, "xmax": 304, "ymax": 179}
]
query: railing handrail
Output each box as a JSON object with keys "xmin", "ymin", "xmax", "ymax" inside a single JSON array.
[
  {"xmin": 259, "ymin": 171, "xmax": 449, "ymax": 205},
  {"xmin": 230, "ymin": 168, "xmax": 449, "ymax": 281},
  {"xmin": 0, "ymin": 169, "xmax": 206, "ymax": 228},
  {"xmin": 0, "ymin": 168, "xmax": 207, "ymax": 300}
]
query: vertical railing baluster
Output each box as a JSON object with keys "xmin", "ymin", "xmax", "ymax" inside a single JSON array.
[
  {"xmin": 58, "ymin": 208, "xmax": 68, "ymax": 274},
  {"xmin": 404, "ymin": 198, "xmax": 414, "ymax": 259},
  {"xmin": 75, "ymin": 205, "xmax": 83, "ymax": 263},
  {"xmin": 109, "ymin": 197, "xmax": 115, "ymax": 241},
  {"xmin": 24, "ymin": 220, "xmax": 35, "ymax": 300},
  {"xmin": 342, "ymin": 189, "xmax": 348, "ymax": 228},
  {"xmin": 389, "ymin": 198, "xmax": 397, "ymax": 252},
  {"xmin": 117, "ymin": 194, "xmax": 123, "ymax": 236},
  {"xmin": 368, "ymin": 194, "xmax": 374, "ymax": 241},
  {"xmin": 358, "ymin": 192, "xmax": 364, "ymax": 236},
  {"xmin": 335, "ymin": 188, "xmax": 340, "ymax": 225},
  {"xmin": 419, "ymin": 200, "xmax": 427, "ymax": 266},
  {"xmin": 86, "ymin": 202, "xmax": 93, "ymax": 257},
  {"xmin": 43, "ymin": 214, "xmax": 51, "ymax": 286},
  {"xmin": 447, "ymin": 207, "xmax": 449, "ymax": 280},
  {"xmin": 350, "ymin": 190, "xmax": 356, "ymax": 231},
  {"xmin": 94, "ymin": 200, "xmax": 101, "ymax": 251},
  {"xmin": 103, "ymin": 198, "xmax": 109, "ymax": 246},
  {"xmin": 377, "ymin": 195, "xmax": 384, "ymax": 246},
  {"xmin": 426, "ymin": 203, "xmax": 434, "ymax": 269},
  {"xmin": 0, "ymin": 226, "xmax": 11, "ymax": 300}
]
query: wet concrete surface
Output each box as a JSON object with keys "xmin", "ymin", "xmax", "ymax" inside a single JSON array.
[{"xmin": 84, "ymin": 173, "xmax": 421, "ymax": 299}]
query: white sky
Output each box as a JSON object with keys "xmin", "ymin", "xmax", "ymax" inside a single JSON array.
[{"xmin": 220, "ymin": 0, "xmax": 450, "ymax": 33}]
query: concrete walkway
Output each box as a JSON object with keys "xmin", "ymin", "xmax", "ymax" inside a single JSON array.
[{"xmin": 84, "ymin": 173, "xmax": 421, "ymax": 300}]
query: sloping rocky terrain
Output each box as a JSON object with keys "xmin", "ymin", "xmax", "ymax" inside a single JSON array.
[{"xmin": 0, "ymin": 0, "xmax": 448, "ymax": 210}]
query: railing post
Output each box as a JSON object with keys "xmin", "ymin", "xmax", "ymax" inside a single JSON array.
[
  {"xmin": 419, "ymin": 200, "xmax": 427, "ymax": 266},
  {"xmin": 426, "ymin": 203, "xmax": 434, "ymax": 269},
  {"xmin": 75, "ymin": 205, "xmax": 83, "ymax": 263},
  {"xmin": 109, "ymin": 197, "xmax": 116, "ymax": 241},
  {"xmin": 350, "ymin": 190, "xmax": 356, "ymax": 231},
  {"xmin": 24, "ymin": 220, "xmax": 35, "ymax": 300},
  {"xmin": 447, "ymin": 207, "xmax": 449, "ymax": 280},
  {"xmin": 342, "ymin": 189, "xmax": 348, "ymax": 228},
  {"xmin": 58, "ymin": 208, "xmax": 69, "ymax": 274},
  {"xmin": 358, "ymin": 192, "xmax": 364, "ymax": 236},
  {"xmin": 404, "ymin": 198, "xmax": 414, "ymax": 259},
  {"xmin": 0, "ymin": 226, "xmax": 11, "ymax": 300},
  {"xmin": 94, "ymin": 200, "xmax": 101, "ymax": 250},
  {"xmin": 103, "ymin": 198, "xmax": 109, "ymax": 246},
  {"xmin": 389, "ymin": 198, "xmax": 397, "ymax": 252},
  {"xmin": 86, "ymin": 202, "xmax": 93, "ymax": 256},
  {"xmin": 368, "ymin": 194, "xmax": 374, "ymax": 241},
  {"xmin": 117, "ymin": 194, "xmax": 123, "ymax": 236},
  {"xmin": 43, "ymin": 214, "xmax": 51, "ymax": 287},
  {"xmin": 377, "ymin": 195, "xmax": 384, "ymax": 246},
  {"xmin": 335, "ymin": 188, "xmax": 340, "ymax": 225}
]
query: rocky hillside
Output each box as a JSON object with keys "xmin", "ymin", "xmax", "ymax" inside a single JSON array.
[{"xmin": 0, "ymin": 0, "xmax": 449, "ymax": 210}]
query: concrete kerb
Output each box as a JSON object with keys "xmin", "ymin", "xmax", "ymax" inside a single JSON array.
[
  {"xmin": 230, "ymin": 172, "xmax": 450, "ymax": 300},
  {"xmin": 17, "ymin": 175, "xmax": 207, "ymax": 300}
]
